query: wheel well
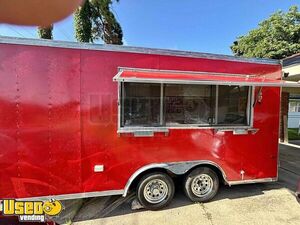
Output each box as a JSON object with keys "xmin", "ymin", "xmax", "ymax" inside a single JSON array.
[
  {"xmin": 186, "ymin": 164, "xmax": 226, "ymax": 184},
  {"xmin": 125, "ymin": 163, "xmax": 226, "ymax": 195},
  {"xmin": 127, "ymin": 168, "xmax": 175, "ymax": 193}
]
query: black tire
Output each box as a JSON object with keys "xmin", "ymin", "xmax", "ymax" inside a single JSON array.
[
  {"xmin": 137, "ymin": 172, "xmax": 175, "ymax": 210},
  {"xmin": 184, "ymin": 167, "xmax": 219, "ymax": 202}
]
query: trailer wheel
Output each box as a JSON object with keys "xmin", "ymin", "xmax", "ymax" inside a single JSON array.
[
  {"xmin": 137, "ymin": 172, "xmax": 175, "ymax": 210},
  {"xmin": 184, "ymin": 167, "xmax": 219, "ymax": 202}
]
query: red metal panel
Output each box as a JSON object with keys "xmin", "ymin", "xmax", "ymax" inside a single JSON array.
[
  {"xmin": 157, "ymin": 54, "xmax": 280, "ymax": 79},
  {"xmin": 80, "ymin": 50, "xmax": 281, "ymax": 192},
  {"xmin": 16, "ymin": 46, "xmax": 51, "ymax": 198},
  {"xmin": 0, "ymin": 46, "xmax": 19, "ymax": 198},
  {"xmin": 0, "ymin": 44, "xmax": 82, "ymax": 198},
  {"xmin": 79, "ymin": 52, "xmax": 160, "ymax": 192},
  {"xmin": 242, "ymin": 87, "xmax": 280, "ymax": 179},
  {"xmin": 0, "ymin": 43, "xmax": 282, "ymax": 199},
  {"xmin": 47, "ymin": 48, "xmax": 81, "ymax": 195}
]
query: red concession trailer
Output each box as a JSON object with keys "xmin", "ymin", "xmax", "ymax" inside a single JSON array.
[{"xmin": 1, "ymin": 37, "xmax": 299, "ymax": 209}]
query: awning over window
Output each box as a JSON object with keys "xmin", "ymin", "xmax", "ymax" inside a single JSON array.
[{"xmin": 113, "ymin": 69, "xmax": 300, "ymax": 87}]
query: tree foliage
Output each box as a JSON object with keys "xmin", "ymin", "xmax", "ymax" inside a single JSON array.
[
  {"xmin": 37, "ymin": 25, "xmax": 53, "ymax": 39},
  {"xmin": 231, "ymin": 6, "xmax": 300, "ymax": 59},
  {"xmin": 74, "ymin": 0, "xmax": 92, "ymax": 42},
  {"xmin": 74, "ymin": 0, "xmax": 123, "ymax": 44}
]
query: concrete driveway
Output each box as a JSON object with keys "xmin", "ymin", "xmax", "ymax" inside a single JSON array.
[{"xmin": 66, "ymin": 144, "xmax": 300, "ymax": 225}]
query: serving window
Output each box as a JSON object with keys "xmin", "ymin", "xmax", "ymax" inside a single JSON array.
[
  {"xmin": 217, "ymin": 86, "xmax": 250, "ymax": 126},
  {"xmin": 122, "ymin": 83, "xmax": 161, "ymax": 127},
  {"xmin": 120, "ymin": 82, "xmax": 252, "ymax": 129},
  {"xmin": 164, "ymin": 84, "xmax": 215, "ymax": 126}
]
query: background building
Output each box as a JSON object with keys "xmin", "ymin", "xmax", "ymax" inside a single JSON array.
[{"xmin": 282, "ymin": 54, "xmax": 300, "ymax": 141}]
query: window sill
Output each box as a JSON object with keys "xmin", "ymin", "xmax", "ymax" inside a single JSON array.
[
  {"xmin": 215, "ymin": 127, "xmax": 259, "ymax": 135},
  {"xmin": 118, "ymin": 126, "xmax": 259, "ymax": 136},
  {"xmin": 118, "ymin": 127, "xmax": 169, "ymax": 137}
]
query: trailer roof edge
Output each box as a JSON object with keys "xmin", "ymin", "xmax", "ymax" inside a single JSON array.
[{"xmin": 0, "ymin": 36, "xmax": 280, "ymax": 65}]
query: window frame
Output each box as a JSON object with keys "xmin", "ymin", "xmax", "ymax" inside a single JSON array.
[
  {"xmin": 121, "ymin": 82, "xmax": 162, "ymax": 127},
  {"xmin": 216, "ymin": 85, "xmax": 252, "ymax": 126},
  {"xmin": 118, "ymin": 81, "xmax": 254, "ymax": 133}
]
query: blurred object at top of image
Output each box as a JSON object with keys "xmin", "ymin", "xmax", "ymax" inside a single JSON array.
[{"xmin": 0, "ymin": 0, "xmax": 83, "ymax": 26}]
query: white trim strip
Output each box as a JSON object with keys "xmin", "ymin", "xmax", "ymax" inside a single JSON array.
[
  {"xmin": 215, "ymin": 85, "xmax": 219, "ymax": 124},
  {"xmin": 114, "ymin": 77, "xmax": 300, "ymax": 87},
  {"xmin": 228, "ymin": 177, "xmax": 277, "ymax": 186},
  {"xmin": 117, "ymin": 67, "xmax": 257, "ymax": 78},
  {"xmin": 17, "ymin": 190, "xmax": 124, "ymax": 201},
  {"xmin": 279, "ymin": 142, "xmax": 300, "ymax": 149}
]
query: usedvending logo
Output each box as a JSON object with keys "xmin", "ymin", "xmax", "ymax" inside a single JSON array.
[{"xmin": 0, "ymin": 199, "xmax": 63, "ymax": 222}]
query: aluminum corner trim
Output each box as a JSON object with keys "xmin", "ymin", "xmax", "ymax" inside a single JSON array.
[
  {"xmin": 17, "ymin": 190, "xmax": 124, "ymax": 201},
  {"xmin": 227, "ymin": 177, "xmax": 277, "ymax": 186}
]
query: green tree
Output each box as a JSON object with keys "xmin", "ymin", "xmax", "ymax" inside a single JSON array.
[
  {"xmin": 74, "ymin": 0, "xmax": 92, "ymax": 42},
  {"xmin": 37, "ymin": 25, "xmax": 53, "ymax": 39},
  {"xmin": 74, "ymin": 0, "xmax": 123, "ymax": 44},
  {"xmin": 231, "ymin": 6, "xmax": 300, "ymax": 59}
]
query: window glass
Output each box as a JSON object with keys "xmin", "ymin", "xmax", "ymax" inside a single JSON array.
[
  {"xmin": 217, "ymin": 86, "xmax": 249, "ymax": 125},
  {"xmin": 120, "ymin": 82, "xmax": 251, "ymax": 128},
  {"xmin": 122, "ymin": 83, "xmax": 161, "ymax": 127},
  {"xmin": 289, "ymin": 101, "xmax": 300, "ymax": 112},
  {"xmin": 289, "ymin": 102, "xmax": 297, "ymax": 112},
  {"xmin": 164, "ymin": 84, "xmax": 215, "ymax": 125}
]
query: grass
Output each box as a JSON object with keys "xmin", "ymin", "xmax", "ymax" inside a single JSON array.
[{"xmin": 288, "ymin": 128, "xmax": 300, "ymax": 140}]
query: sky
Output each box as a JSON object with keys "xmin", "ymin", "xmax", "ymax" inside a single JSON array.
[{"xmin": 0, "ymin": 0, "xmax": 299, "ymax": 55}]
